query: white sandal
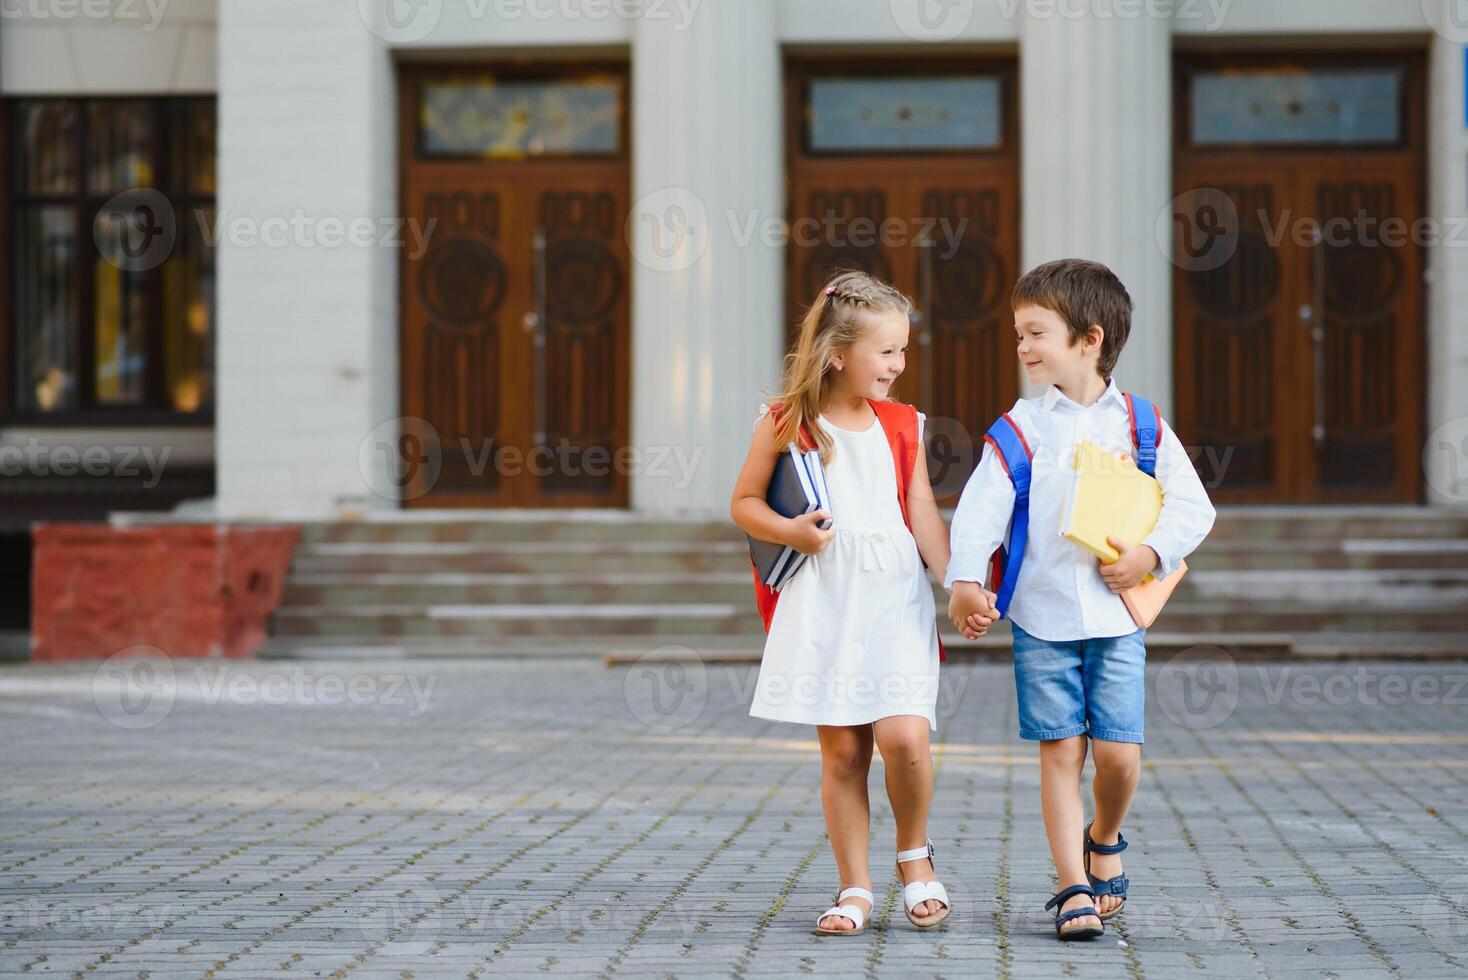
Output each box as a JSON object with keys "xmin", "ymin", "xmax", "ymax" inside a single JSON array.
[
  {"xmin": 896, "ymin": 840, "xmax": 951, "ymax": 928},
  {"xmin": 815, "ymin": 885, "xmax": 874, "ymax": 936}
]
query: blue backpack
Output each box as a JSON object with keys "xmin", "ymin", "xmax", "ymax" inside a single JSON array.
[{"xmin": 984, "ymin": 393, "xmax": 1162, "ymax": 618}]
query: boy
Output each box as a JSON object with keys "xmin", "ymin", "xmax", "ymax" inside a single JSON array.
[{"xmin": 946, "ymin": 259, "xmax": 1216, "ymax": 940}]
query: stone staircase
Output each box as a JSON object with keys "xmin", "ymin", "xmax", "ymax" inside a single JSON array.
[{"xmin": 257, "ymin": 506, "xmax": 1468, "ymax": 661}]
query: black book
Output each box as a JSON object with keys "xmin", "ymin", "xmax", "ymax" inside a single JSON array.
[{"xmin": 748, "ymin": 445, "xmax": 831, "ymax": 591}]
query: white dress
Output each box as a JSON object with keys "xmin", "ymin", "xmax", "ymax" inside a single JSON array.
[{"xmin": 748, "ymin": 406, "xmax": 941, "ymax": 731}]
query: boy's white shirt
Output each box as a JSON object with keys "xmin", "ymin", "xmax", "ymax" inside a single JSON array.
[{"xmin": 945, "ymin": 379, "xmax": 1217, "ymax": 642}]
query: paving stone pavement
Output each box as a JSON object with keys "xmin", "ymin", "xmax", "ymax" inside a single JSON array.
[{"xmin": 1, "ymin": 653, "xmax": 1466, "ymax": 979}]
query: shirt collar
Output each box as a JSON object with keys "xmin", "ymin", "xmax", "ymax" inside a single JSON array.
[{"xmin": 1042, "ymin": 378, "xmax": 1126, "ymax": 412}]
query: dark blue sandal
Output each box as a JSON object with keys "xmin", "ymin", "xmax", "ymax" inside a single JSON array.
[
  {"xmin": 1083, "ymin": 823, "xmax": 1129, "ymax": 921},
  {"xmin": 1044, "ymin": 883, "xmax": 1104, "ymax": 941}
]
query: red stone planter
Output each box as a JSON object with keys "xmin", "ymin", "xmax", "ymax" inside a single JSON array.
[{"xmin": 30, "ymin": 523, "xmax": 299, "ymax": 661}]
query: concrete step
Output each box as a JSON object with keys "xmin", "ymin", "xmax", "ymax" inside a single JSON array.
[
  {"xmin": 289, "ymin": 505, "xmax": 1468, "ymax": 547},
  {"xmin": 257, "ymin": 630, "xmax": 1468, "ymax": 661},
  {"xmin": 269, "ymin": 599, "xmax": 1468, "ymax": 638},
  {"xmin": 279, "ymin": 567, "xmax": 1468, "ymax": 609},
  {"xmin": 285, "ymin": 537, "xmax": 1468, "ymax": 576}
]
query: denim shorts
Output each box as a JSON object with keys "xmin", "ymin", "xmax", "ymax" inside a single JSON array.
[{"xmin": 1010, "ymin": 622, "xmax": 1147, "ymax": 743}]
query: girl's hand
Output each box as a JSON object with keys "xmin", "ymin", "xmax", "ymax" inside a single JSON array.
[{"xmin": 786, "ymin": 511, "xmax": 835, "ymax": 555}]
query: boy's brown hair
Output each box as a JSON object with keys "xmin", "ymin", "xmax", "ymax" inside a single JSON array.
[{"xmin": 1012, "ymin": 259, "xmax": 1133, "ymax": 380}]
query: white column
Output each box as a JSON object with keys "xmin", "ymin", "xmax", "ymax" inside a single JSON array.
[
  {"xmin": 1424, "ymin": 11, "xmax": 1468, "ymax": 509},
  {"xmin": 215, "ymin": 1, "xmax": 397, "ymax": 516},
  {"xmin": 629, "ymin": 0, "xmax": 784, "ymax": 518},
  {"xmin": 1018, "ymin": 7, "xmax": 1172, "ymax": 411}
]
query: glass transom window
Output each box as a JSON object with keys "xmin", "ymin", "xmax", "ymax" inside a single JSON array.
[
  {"xmin": 806, "ymin": 75, "xmax": 1003, "ymax": 153},
  {"xmin": 1190, "ymin": 68, "xmax": 1403, "ymax": 147},
  {"xmin": 419, "ymin": 75, "xmax": 623, "ymax": 158}
]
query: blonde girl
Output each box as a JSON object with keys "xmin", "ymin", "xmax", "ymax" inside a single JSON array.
[{"xmin": 730, "ymin": 269, "xmax": 995, "ymax": 935}]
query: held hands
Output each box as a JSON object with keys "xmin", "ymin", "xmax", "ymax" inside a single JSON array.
[
  {"xmin": 786, "ymin": 511, "xmax": 835, "ymax": 555},
  {"xmin": 1100, "ymin": 537, "xmax": 1162, "ymax": 593},
  {"xmin": 947, "ymin": 581, "xmax": 1000, "ymax": 640}
]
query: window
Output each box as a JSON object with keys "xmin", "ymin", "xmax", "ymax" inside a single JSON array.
[
  {"xmin": 8, "ymin": 97, "xmax": 215, "ymax": 418},
  {"xmin": 418, "ymin": 74, "xmax": 624, "ymax": 158},
  {"xmin": 1189, "ymin": 68, "xmax": 1403, "ymax": 147},
  {"xmin": 805, "ymin": 75, "xmax": 1004, "ymax": 153}
]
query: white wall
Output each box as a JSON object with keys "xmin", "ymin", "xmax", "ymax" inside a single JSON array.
[
  {"xmin": 6, "ymin": 0, "xmax": 1462, "ymax": 513},
  {"xmin": 214, "ymin": 0, "xmax": 396, "ymax": 516},
  {"xmin": 1, "ymin": 0, "xmax": 216, "ymax": 93}
]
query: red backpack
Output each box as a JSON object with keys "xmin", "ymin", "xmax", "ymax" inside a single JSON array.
[{"xmin": 750, "ymin": 399, "xmax": 948, "ymax": 663}]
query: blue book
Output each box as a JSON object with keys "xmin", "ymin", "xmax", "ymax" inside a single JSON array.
[{"xmin": 748, "ymin": 446, "xmax": 832, "ymax": 591}]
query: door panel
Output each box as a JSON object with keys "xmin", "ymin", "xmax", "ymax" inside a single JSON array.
[
  {"xmin": 1172, "ymin": 53, "xmax": 1424, "ymax": 503},
  {"xmin": 403, "ymin": 174, "xmax": 523, "ymax": 505},
  {"xmin": 786, "ymin": 61, "xmax": 1020, "ymax": 504},
  {"xmin": 399, "ymin": 66, "xmax": 630, "ymax": 508}
]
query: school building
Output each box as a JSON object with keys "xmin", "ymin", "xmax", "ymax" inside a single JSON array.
[{"xmin": 2, "ymin": 1, "xmax": 1466, "ymax": 658}]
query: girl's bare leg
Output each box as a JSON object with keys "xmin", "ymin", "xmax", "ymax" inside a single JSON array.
[
  {"xmin": 874, "ymin": 715, "xmax": 942, "ymax": 917},
  {"xmin": 816, "ymin": 724, "xmax": 875, "ymax": 930}
]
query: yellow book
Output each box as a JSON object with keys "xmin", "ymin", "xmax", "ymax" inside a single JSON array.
[
  {"xmin": 1061, "ymin": 441, "xmax": 1162, "ymax": 563},
  {"xmin": 1061, "ymin": 440, "xmax": 1186, "ymax": 628}
]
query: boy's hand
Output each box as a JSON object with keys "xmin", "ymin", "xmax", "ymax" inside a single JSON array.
[
  {"xmin": 1100, "ymin": 537, "xmax": 1161, "ymax": 593},
  {"xmin": 947, "ymin": 582, "xmax": 997, "ymax": 640},
  {"xmin": 786, "ymin": 511, "xmax": 835, "ymax": 555}
]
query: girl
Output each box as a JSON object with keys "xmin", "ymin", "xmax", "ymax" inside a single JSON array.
[{"xmin": 730, "ymin": 269, "xmax": 994, "ymax": 936}]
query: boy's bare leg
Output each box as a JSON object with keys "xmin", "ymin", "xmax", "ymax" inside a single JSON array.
[
  {"xmin": 1088, "ymin": 738, "xmax": 1140, "ymax": 916},
  {"xmin": 1039, "ymin": 735, "xmax": 1101, "ymax": 932},
  {"xmin": 816, "ymin": 724, "xmax": 875, "ymax": 930},
  {"xmin": 874, "ymin": 715, "xmax": 942, "ymax": 917}
]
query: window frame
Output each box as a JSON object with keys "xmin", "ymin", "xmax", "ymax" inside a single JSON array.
[
  {"xmin": 788, "ymin": 57, "xmax": 1019, "ymax": 162},
  {"xmin": 2, "ymin": 94, "xmax": 216, "ymax": 427},
  {"xmin": 1175, "ymin": 52, "xmax": 1420, "ymax": 155}
]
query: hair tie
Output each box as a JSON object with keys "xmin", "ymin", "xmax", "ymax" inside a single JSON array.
[{"xmin": 824, "ymin": 285, "xmax": 836, "ymax": 296}]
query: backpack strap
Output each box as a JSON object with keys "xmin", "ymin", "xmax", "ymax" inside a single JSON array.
[
  {"xmin": 1123, "ymin": 393, "xmax": 1162, "ymax": 478},
  {"xmin": 983, "ymin": 412, "xmax": 1035, "ymax": 619},
  {"xmin": 870, "ymin": 399, "xmax": 946, "ymax": 663}
]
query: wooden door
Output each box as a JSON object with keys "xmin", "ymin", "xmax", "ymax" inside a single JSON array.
[
  {"xmin": 399, "ymin": 66, "xmax": 630, "ymax": 508},
  {"xmin": 786, "ymin": 61, "xmax": 1020, "ymax": 501},
  {"xmin": 1172, "ymin": 53, "xmax": 1424, "ymax": 502}
]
